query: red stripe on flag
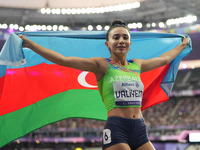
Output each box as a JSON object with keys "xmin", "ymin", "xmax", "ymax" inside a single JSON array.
[
  {"xmin": 141, "ymin": 64, "xmax": 170, "ymax": 110},
  {"xmin": 0, "ymin": 63, "xmax": 171, "ymax": 116},
  {"xmin": 0, "ymin": 63, "xmax": 98, "ymax": 116},
  {"xmin": 0, "ymin": 76, "xmax": 5, "ymax": 99}
]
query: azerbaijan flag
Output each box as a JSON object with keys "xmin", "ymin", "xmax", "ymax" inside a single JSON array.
[{"xmin": 0, "ymin": 31, "xmax": 192, "ymax": 147}]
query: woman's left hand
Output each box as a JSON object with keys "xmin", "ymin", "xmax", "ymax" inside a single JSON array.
[{"xmin": 182, "ymin": 37, "xmax": 189, "ymax": 46}]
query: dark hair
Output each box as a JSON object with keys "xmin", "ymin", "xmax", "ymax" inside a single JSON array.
[{"xmin": 106, "ymin": 19, "xmax": 130, "ymax": 41}]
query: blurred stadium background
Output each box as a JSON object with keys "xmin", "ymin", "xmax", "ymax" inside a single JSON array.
[{"xmin": 0, "ymin": 0, "xmax": 200, "ymax": 149}]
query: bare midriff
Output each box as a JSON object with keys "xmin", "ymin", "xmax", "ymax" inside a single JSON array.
[{"xmin": 107, "ymin": 107, "xmax": 143, "ymax": 119}]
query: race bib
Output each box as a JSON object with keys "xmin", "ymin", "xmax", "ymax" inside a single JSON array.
[
  {"xmin": 113, "ymin": 81, "xmax": 144, "ymax": 106},
  {"xmin": 103, "ymin": 129, "xmax": 111, "ymax": 144}
]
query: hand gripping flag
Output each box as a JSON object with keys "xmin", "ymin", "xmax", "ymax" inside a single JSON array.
[{"xmin": 0, "ymin": 31, "xmax": 192, "ymax": 147}]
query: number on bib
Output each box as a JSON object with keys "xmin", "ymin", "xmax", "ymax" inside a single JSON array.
[{"xmin": 103, "ymin": 129, "xmax": 111, "ymax": 144}]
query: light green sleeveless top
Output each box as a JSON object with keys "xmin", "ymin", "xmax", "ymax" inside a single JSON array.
[{"xmin": 97, "ymin": 58, "xmax": 144, "ymax": 111}]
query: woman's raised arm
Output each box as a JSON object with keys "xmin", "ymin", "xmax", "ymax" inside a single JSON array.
[
  {"xmin": 19, "ymin": 35, "xmax": 101, "ymax": 73},
  {"xmin": 134, "ymin": 37, "xmax": 189, "ymax": 73}
]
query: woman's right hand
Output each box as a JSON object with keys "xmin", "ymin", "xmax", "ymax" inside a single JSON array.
[{"xmin": 18, "ymin": 35, "xmax": 32, "ymax": 48}]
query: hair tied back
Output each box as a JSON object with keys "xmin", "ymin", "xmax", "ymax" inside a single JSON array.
[{"xmin": 111, "ymin": 19, "xmax": 126, "ymax": 26}]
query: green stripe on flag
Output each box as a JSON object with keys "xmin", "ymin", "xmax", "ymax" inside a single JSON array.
[{"xmin": 0, "ymin": 89, "xmax": 107, "ymax": 147}]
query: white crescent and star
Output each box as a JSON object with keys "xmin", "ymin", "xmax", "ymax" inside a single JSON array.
[{"xmin": 77, "ymin": 71, "xmax": 97, "ymax": 88}]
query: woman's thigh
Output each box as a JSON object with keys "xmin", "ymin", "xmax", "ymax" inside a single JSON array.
[
  {"xmin": 136, "ymin": 141, "xmax": 156, "ymax": 150},
  {"xmin": 105, "ymin": 143, "xmax": 131, "ymax": 150}
]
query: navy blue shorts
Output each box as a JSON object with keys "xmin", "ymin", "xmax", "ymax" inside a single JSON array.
[{"xmin": 102, "ymin": 116, "xmax": 149, "ymax": 150}]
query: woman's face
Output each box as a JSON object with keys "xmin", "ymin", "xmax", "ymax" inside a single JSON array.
[{"xmin": 105, "ymin": 27, "xmax": 132, "ymax": 56}]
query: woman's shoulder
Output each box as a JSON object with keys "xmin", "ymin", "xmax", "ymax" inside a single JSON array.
[
  {"xmin": 92, "ymin": 57, "xmax": 108, "ymax": 81},
  {"xmin": 131, "ymin": 59, "xmax": 143, "ymax": 69},
  {"xmin": 92, "ymin": 57, "xmax": 108, "ymax": 64}
]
